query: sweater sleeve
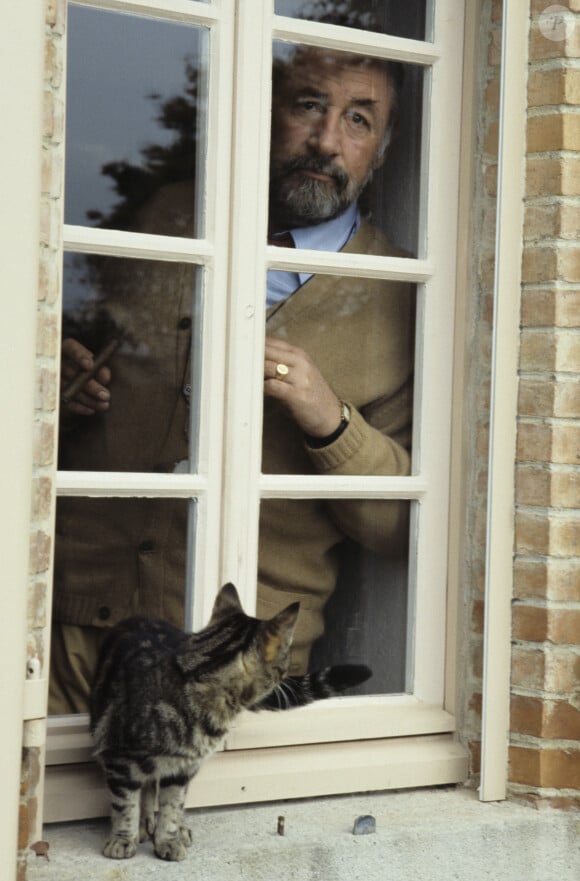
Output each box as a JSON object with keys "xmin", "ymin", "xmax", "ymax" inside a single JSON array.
[{"xmin": 304, "ymin": 392, "xmax": 412, "ymax": 555}]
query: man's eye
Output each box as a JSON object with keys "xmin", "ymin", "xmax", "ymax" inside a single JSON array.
[
  {"xmin": 349, "ymin": 112, "xmax": 370, "ymax": 127},
  {"xmin": 296, "ymin": 100, "xmax": 322, "ymax": 112}
]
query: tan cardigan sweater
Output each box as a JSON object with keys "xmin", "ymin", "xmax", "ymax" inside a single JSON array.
[{"xmin": 54, "ymin": 219, "xmax": 413, "ymax": 674}]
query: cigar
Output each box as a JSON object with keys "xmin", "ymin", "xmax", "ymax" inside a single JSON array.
[{"xmin": 61, "ymin": 338, "xmax": 120, "ymax": 404}]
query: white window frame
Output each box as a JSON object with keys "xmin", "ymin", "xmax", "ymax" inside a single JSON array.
[
  {"xmin": 221, "ymin": 0, "xmax": 465, "ymax": 727},
  {"xmin": 24, "ymin": 0, "xmax": 478, "ymax": 824},
  {"xmin": 0, "ymin": 2, "xmax": 46, "ymax": 868}
]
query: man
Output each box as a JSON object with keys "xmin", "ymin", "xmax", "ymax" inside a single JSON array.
[
  {"xmin": 51, "ymin": 44, "xmax": 412, "ymax": 712},
  {"xmin": 256, "ymin": 46, "xmax": 413, "ymax": 670}
]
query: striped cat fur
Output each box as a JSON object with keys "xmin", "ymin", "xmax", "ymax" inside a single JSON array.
[{"xmin": 90, "ymin": 582, "xmax": 371, "ymax": 861}]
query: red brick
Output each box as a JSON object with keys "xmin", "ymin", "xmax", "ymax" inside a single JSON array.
[
  {"xmin": 552, "ymin": 424, "xmax": 580, "ymax": 462},
  {"xmin": 517, "ymin": 423, "xmax": 552, "ymax": 461},
  {"xmin": 529, "ymin": 20, "xmax": 580, "ymax": 62},
  {"xmin": 548, "ymin": 608, "xmax": 580, "ymax": 645},
  {"xmin": 510, "ymin": 745, "xmax": 580, "ymax": 788},
  {"xmin": 518, "ymin": 380, "xmax": 556, "ymax": 417},
  {"xmin": 28, "ymin": 531, "xmax": 51, "ymax": 576},
  {"xmin": 512, "ymin": 604, "xmax": 549, "ymax": 642},
  {"xmin": 514, "ymin": 558, "xmax": 548, "ymax": 599},
  {"xmin": 511, "ymin": 645, "xmax": 545, "ymax": 690},
  {"xmin": 471, "ymin": 599, "xmax": 485, "ymax": 634},
  {"xmin": 510, "ymin": 695, "xmax": 544, "ymax": 736},
  {"xmin": 546, "ymin": 560, "xmax": 580, "ymax": 602},
  {"xmin": 469, "ymin": 741, "xmax": 482, "ymax": 776},
  {"xmin": 527, "ymin": 112, "xmax": 580, "ymax": 153},
  {"xmin": 554, "ymin": 380, "xmax": 580, "ymax": 417},
  {"xmin": 515, "ymin": 511, "xmax": 550, "ymax": 555},
  {"xmin": 511, "ymin": 696, "xmax": 580, "ymax": 739},
  {"xmin": 520, "ymin": 329, "xmax": 558, "ymax": 370},
  {"xmin": 515, "ymin": 465, "xmax": 551, "ymax": 506},
  {"xmin": 522, "ymin": 247, "xmax": 559, "ymax": 284},
  {"xmin": 543, "ymin": 700, "xmax": 580, "ymax": 739},
  {"xmin": 545, "ymin": 648, "xmax": 580, "ymax": 692},
  {"xmin": 526, "ymin": 156, "xmax": 580, "ymax": 196}
]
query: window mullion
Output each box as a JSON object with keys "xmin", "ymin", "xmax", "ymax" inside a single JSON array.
[
  {"xmin": 259, "ymin": 474, "xmax": 428, "ymax": 500},
  {"xmin": 69, "ymin": 0, "xmax": 218, "ymax": 26},
  {"xmin": 63, "ymin": 224, "xmax": 213, "ymax": 263},
  {"xmin": 190, "ymin": 3, "xmax": 236, "ymax": 628},
  {"xmin": 272, "ymin": 14, "xmax": 441, "ymax": 65},
  {"xmin": 408, "ymin": 0, "xmax": 466, "ymax": 706},
  {"xmin": 219, "ymin": 0, "xmax": 273, "ymax": 613},
  {"xmin": 266, "ymin": 246, "xmax": 433, "ymax": 282}
]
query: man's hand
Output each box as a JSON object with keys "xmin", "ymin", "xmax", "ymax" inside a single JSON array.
[
  {"xmin": 264, "ymin": 336, "xmax": 342, "ymax": 438},
  {"xmin": 61, "ymin": 338, "xmax": 112, "ymax": 415}
]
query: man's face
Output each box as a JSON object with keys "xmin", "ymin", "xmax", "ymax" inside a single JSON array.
[{"xmin": 269, "ymin": 50, "xmax": 395, "ymax": 229}]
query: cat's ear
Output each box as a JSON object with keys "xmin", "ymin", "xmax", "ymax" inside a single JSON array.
[
  {"xmin": 259, "ymin": 602, "xmax": 300, "ymax": 662},
  {"xmin": 210, "ymin": 582, "xmax": 243, "ymax": 622}
]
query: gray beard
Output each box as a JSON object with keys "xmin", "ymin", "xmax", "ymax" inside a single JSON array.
[{"xmin": 269, "ymin": 157, "xmax": 373, "ymax": 228}]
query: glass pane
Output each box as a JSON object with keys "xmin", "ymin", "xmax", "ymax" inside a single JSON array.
[
  {"xmin": 270, "ymin": 43, "xmax": 424, "ymax": 257},
  {"xmin": 263, "ymin": 274, "xmax": 416, "ymax": 474},
  {"xmin": 65, "ymin": 5, "xmax": 208, "ymax": 238},
  {"xmin": 50, "ymin": 497, "xmax": 195, "ymax": 715},
  {"xmin": 275, "ymin": 0, "xmax": 430, "ymax": 43},
  {"xmin": 257, "ymin": 499, "xmax": 411, "ymax": 694},
  {"xmin": 59, "ymin": 254, "xmax": 202, "ymax": 473}
]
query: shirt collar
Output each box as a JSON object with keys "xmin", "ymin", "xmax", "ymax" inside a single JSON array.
[{"xmin": 290, "ymin": 201, "xmax": 360, "ymax": 254}]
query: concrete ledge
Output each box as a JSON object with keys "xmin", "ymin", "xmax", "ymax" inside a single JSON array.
[{"xmin": 28, "ymin": 787, "xmax": 580, "ymax": 881}]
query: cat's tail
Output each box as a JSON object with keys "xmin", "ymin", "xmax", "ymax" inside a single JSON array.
[{"xmin": 254, "ymin": 664, "xmax": 372, "ymax": 711}]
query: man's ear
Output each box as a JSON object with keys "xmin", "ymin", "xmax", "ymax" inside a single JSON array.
[
  {"xmin": 372, "ymin": 121, "xmax": 394, "ymax": 170},
  {"xmin": 372, "ymin": 149, "xmax": 388, "ymax": 171}
]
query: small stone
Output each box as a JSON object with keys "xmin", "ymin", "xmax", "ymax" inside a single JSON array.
[
  {"xmin": 352, "ymin": 815, "xmax": 376, "ymax": 835},
  {"xmin": 30, "ymin": 841, "xmax": 50, "ymax": 861}
]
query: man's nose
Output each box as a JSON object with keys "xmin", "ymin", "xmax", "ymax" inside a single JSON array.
[{"xmin": 307, "ymin": 111, "xmax": 341, "ymax": 155}]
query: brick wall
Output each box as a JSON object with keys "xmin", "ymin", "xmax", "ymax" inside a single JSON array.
[
  {"xmin": 18, "ymin": 1, "xmax": 65, "ymax": 877},
  {"xmin": 510, "ymin": 0, "xmax": 580, "ymax": 808},
  {"xmin": 462, "ymin": 0, "xmax": 580, "ymax": 808}
]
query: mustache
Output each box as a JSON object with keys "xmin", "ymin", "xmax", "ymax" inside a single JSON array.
[{"xmin": 277, "ymin": 155, "xmax": 349, "ymax": 190}]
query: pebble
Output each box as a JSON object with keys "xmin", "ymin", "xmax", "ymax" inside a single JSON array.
[{"xmin": 352, "ymin": 815, "xmax": 376, "ymax": 835}]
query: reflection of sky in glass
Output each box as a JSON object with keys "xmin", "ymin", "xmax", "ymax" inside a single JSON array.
[{"xmin": 65, "ymin": 5, "xmax": 204, "ymax": 226}]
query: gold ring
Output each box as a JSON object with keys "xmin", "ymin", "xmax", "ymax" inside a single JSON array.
[{"xmin": 275, "ymin": 363, "xmax": 289, "ymax": 379}]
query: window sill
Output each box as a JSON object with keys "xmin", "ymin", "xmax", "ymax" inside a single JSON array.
[
  {"xmin": 29, "ymin": 787, "xmax": 580, "ymax": 881},
  {"xmin": 43, "ymin": 734, "xmax": 468, "ymax": 822}
]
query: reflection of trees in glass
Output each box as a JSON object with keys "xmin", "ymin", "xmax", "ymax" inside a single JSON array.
[
  {"xmin": 64, "ymin": 58, "xmax": 199, "ymax": 348},
  {"xmin": 86, "ymin": 57, "xmax": 199, "ymax": 231},
  {"xmin": 296, "ymin": 1, "xmax": 378, "ymax": 28},
  {"xmin": 279, "ymin": 0, "xmax": 425, "ymax": 41}
]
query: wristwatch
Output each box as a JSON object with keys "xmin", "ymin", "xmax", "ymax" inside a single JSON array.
[{"xmin": 305, "ymin": 400, "xmax": 351, "ymax": 449}]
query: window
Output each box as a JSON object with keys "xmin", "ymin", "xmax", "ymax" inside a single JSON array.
[{"xmin": 44, "ymin": 0, "xmax": 468, "ymax": 821}]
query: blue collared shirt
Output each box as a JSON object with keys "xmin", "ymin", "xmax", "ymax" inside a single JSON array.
[{"xmin": 266, "ymin": 202, "xmax": 360, "ymax": 308}]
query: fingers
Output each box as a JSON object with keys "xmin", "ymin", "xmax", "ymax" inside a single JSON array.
[
  {"xmin": 61, "ymin": 337, "xmax": 114, "ymax": 415},
  {"xmin": 263, "ymin": 336, "xmax": 300, "ymax": 386},
  {"xmin": 263, "ymin": 337, "xmax": 342, "ymax": 437}
]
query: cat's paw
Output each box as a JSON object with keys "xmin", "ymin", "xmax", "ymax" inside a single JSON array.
[
  {"xmin": 103, "ymin": 835, "xmax": 138, "ymax": 859},
  {"xmin": 179, "ymin": 824, "xmax": 193, "ymax": 847},
  {"xmin": 154, "ymin": 837, "xmax": 187, "ymax": 862}
]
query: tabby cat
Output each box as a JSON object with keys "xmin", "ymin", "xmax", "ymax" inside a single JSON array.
[{"xmin": 90, "ymin": 582, "xmax": 371, "ymax": 861}]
